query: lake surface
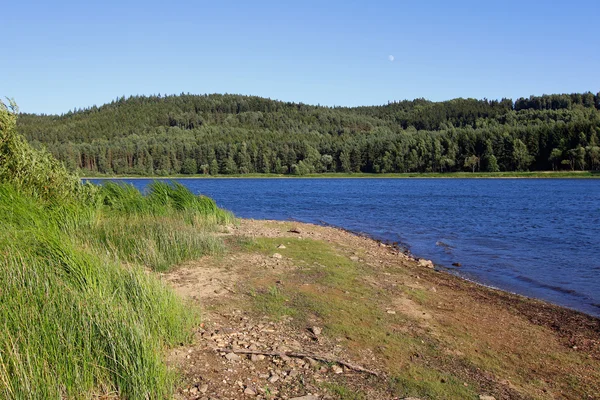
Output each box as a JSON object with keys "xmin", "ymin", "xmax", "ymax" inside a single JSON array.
[{"xmin": 92, "ymin": 178, "xmax": 600, "ymax": 317}]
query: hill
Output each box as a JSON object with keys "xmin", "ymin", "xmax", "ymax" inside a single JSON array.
[{"xmin": 17, "ymin": 92, "xmax": 600, "ymax": 175}]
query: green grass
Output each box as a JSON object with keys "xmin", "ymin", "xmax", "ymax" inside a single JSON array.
[
  {"xmin": 0, "ymin": 102, "xmax": 234, "ymax": 399},
  {"xmin": 322, "ymin": 382, "xmax": 367, "ymax": 399},
  {"xmin": 244, "ymin": 237, "xmax": 478, "ymax": 399}
]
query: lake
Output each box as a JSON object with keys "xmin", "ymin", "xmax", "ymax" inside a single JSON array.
[{"xmin": 91, "ymin": 178, "xmax": 600, "ymax": 317}]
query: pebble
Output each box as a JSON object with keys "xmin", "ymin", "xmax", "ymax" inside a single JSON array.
[
  {"xmin": 225, "ymin": 353, "xmax": 241, "ymax": 362},
  {"xmin": 272, "ymin": 253, "xmax": 283, "ymax": 259},
  {"xmin": 479, "ymin": 396, "xmax": 496, "ymax": 400},
  {"xmin": 277, "ymin": 244, "xmax": 286, "ymax": 249}
]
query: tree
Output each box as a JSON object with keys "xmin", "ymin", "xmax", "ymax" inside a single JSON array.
[
  {"xmin": 464, "ymin": 155, "xmax": 479, "ymax": 172},
  {"xmin": 181, "ymin": 158, "xmax": 197, "ymax": 174},
  {"xmin": 209, "ymin": 159, "xmax": 219, "ymax": 175},
  {"xmin": 512, "ymin": 139, "xmax": 531, "ymax": 171},
  {"xmin": 549, "ymin": 148, "xmax": 563, "ymax": 171},
  {"xmin": 485, "ymin": 154, "xmax": 499, "ymax": 172},
  {"xmin": 567, "ymin": 146, "xmax": 586, "ymax": 170}
]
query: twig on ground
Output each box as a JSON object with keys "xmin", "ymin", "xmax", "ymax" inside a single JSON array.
[{"xmin": 215, "ymin": 348, "xmax": 381, "ymax": 377}]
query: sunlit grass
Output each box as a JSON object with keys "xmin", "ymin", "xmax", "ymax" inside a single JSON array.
[{"xmin": 0, "ymin": 104, "xmax": 234, "ymax": 399}]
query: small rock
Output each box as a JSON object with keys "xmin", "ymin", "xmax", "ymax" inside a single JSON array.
[
  {"xmin": 479, "ymin": 396, "xmax": 496, "ymax": 400},
  {"xmin": 306, "ymin": 357, "xmax": 319, "ymax": 367},
  {"xmin": 290, "ymin": 396, "xmax": 319, "ymax": 400},
  {"xmin": 277, "ymin": 244, "xmax": 286, "ymax": 249},
  {"xmin": 272, "ymin": 253, "xmax": 283, "ymax": 259},
  {"xmin": 310, "ymin": 326, "xmax": 322, "ymax": 336},
  {"xmin": 251, "ymin": 354, "xmax": 266, "ymax": 362},
  {"xmin": 349, "ymin": 256, "xmax": 360, "ymax": 262},
  {"xmin": 281, "ymin": 355, "xmax": 292, "ymax": 362},
  {"xmin": 418, "ymin": 259, "xmax": 435, "ymax": 269},
  {"xmin": 225, "ymin": 353, "xmax": 241, "ymax": 362},
  {"xmin": 332, "ymin": 365, "xmax": 343, "ymax": 374},
  {"xmin": 268, "ymin": 375, "xmax": 279, "ymax": 383},
  {"xmin": 190, "ymin": 387, "xmax": 199, "ymax": 395},
  {"xmin": 386, "ymin": 310, "xmax": 396, "ymax": 314},
  {"xmin": 199, "ymin": 384, "xmax": 208, "ymax": 393},
  {"xmin": 244, "ymin": 387, "xmax": 257, "ymax": 396},
  {"xmin": 452, "ymin": 262, "xmax": 462, "ymax": 267},
  {"xmin": 288, "ymin": 227, "xmax": 302, "ymax": 234}
]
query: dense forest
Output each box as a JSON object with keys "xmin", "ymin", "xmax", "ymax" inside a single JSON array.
[{"xmin": 17, "ymin": 92, "xmax": 600, "ymax": 175}]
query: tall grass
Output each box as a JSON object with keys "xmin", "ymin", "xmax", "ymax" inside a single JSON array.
[{"xmin": 0, "ymin": 101, "xmax": 234, "ymax": 398}]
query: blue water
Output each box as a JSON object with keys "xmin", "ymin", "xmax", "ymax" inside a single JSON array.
[{"xmin": 91, "ymin": 178, "xmax": 600, "ymax": 317}]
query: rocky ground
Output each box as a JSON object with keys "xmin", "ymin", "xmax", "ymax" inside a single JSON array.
[{"xmin": 163, "ymin": 220, "xmax": 600, "ymax": 400}]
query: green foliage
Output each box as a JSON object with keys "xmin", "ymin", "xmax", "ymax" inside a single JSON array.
[
  {"xmin": 15, "ymin": 92, "xmax": 600, "ymax": 176},
  {"xmin": 0, "ymin": 103, "xmax": 235, "ymax": 398},
  {"xmin": 1, "ymin": 98, "xmax": 86, "ymax": 202},
  {"xmin": 0, "ymin": 184, "xmax": 199, "ymax": 399}
]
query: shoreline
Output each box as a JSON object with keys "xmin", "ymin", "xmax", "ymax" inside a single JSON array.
[
  {"xmin": 81, "ymin": 171, "xmax": 600, "ymax": 180},
  {"xmin": 168, "ymin": 218, "xmax": 600, "ymax": 399},
  {"xmin": 291, "ymin": 218, "xmax": 600, "ymax": 324}
]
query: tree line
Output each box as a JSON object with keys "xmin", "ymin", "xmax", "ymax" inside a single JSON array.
[{"xmin": 17, "ymin": 92, "xmax": 600, "ymax": 175}]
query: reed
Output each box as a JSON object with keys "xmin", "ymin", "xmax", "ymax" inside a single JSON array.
[{"xmin": 0, "ymin": 101, "xmax": 233, "ymax": 398}]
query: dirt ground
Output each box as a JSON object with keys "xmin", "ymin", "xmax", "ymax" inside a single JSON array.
[{"xmin": 164, "ymin": 219, "xmax": 600, "ymax": 400}]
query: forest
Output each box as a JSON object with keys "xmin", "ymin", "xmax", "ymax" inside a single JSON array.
[{"xmin": 17, "ymin": 92, "xmax": 600, "ymax": 175}]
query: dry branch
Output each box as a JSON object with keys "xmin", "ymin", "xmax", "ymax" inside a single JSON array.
[{"xmin": 215, "ymin": 348, "xmax": 381, "ymax": 377}]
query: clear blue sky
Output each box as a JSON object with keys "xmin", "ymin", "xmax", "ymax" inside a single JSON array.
[{"xmin": 3, "ymin": 0, "xmax": 599, "ymax": 114}]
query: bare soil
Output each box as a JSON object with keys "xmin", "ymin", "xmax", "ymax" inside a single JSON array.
[{"xmin": 164, "ymin": 219, "xmax": 600, "ymax": 400}]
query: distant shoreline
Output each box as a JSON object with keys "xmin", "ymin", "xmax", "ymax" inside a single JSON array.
[{"xmin": 81, "ymin": 171, "xmax": 600, "ymax": 179}]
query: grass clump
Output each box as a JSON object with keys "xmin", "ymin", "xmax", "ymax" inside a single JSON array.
[{"xmin": 0, "ymin": 101, "xmax": 232, "ymax": 398}]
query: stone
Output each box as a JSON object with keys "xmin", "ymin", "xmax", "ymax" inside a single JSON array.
[
  {"xmin": 479, "ymin": 396, "xmax": 496, "ymax": 400},
  {"xmin": 306, "ymin": 357, "xmax": 319, "ymax": 367},
  {"xmin": 349, "ymin": 255, "xmax": 359, "ymax": 262},
  {"xmin": 199, "ymin": 384, "xmax": 208, "ymax": 393},
  {"xmin": 386, "ymin": 310, "xmax": 396, "ymax": 314},
  {"xmin": 452, "ymin": 262, "xmax": 462, "ymax": 267},
  {"xmin": 272, "ymin": 253, "xmax": 283, "ymax": 259},
  {"xmin": 310, "ymin": 326, "xmax": 322, "ymax": 336},
  {"xmin": 250, "ymin": 354, "xmax": 265, "ymax": 362},
  {"xmin": 225, "ymin": 352, "xmax": 241, "ymax": 362},
  {"xmin": 332, "ymin": 365, "xmax": 343, "ymax": 374},
  {"xmin": 418, "ymin": 259, "xmax": 435, "ymax": 269},
  {"xmin": 290, "ymin": 396, "xmax": 319, "ymax": 400},
  {"xmin": 244, "ymin": 387, "xmax": 257, "ymax": 396},
  {"xmin": 268, "ymin": 375, "xmax": 279, "ymax": 383},
  {"xmin": 277, "ymin": 244, "xmax": 286, "ymax": 249},
  {"xmin": 190, "ymin": 387, "xmax": 199, "ymax": 395}
]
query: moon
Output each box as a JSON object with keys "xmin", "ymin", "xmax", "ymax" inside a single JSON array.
[{"xmin": 388, "ymin": 55, "xmax": 395, "ymax": 62}]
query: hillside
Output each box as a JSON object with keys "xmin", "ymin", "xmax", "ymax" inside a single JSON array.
[{"xmin": 18, "ymin": 92, "xmax": 600, "ymax": 175}]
